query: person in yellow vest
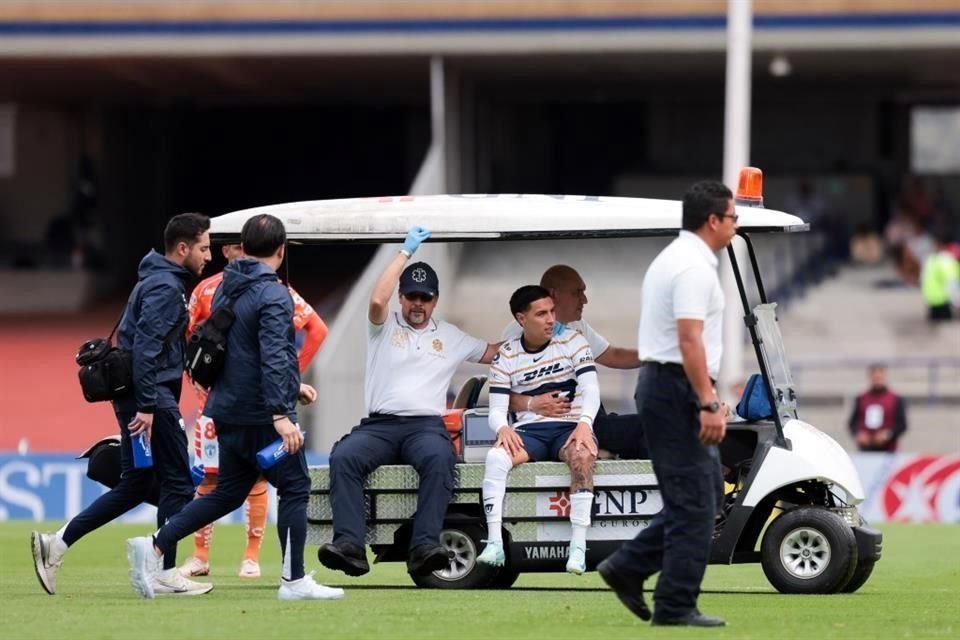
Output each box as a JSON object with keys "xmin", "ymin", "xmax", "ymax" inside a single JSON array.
[{"xmin": 921, "ymin": 230, "xmax": 960, "ymax": 322}]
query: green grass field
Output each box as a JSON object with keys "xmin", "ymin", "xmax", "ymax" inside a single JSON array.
[{"xmin": 1, "ymin": 522, "xmax": 957, "ymax": 639}]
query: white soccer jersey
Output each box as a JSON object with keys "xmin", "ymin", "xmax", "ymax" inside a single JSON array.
[
  {"xmin": 501, "ymin": 318, "xmax": 611, "ymax": 361},
  {"xmin": 366, "ymin": 311, "xmax": 487, "ymax": 416},
  {"xmin": 487, "ymin": 327, "xmax": 600, "ymax": 431}
]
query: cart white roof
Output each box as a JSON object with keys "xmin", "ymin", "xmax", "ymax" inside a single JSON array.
[{"xmin": 209, "ymin": 194, "xmax": 807, "ymax": 243}]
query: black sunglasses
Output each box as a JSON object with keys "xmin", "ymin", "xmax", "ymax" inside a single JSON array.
[
  {"xmin": 715, "ymin": 212, "xmax": 740, "ymax": 223},
  {"xmin": 404, "ymin": 292, "xmax": 435, "ymax": 303}
]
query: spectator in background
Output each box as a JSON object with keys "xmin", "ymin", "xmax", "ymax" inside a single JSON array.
[
  {"xmin": 920, "ymin": 228, "xmax": 960, "ymax": 322},
  {"xmin": 887, "ymin": 175, "xmax": 940, "ymax": 285},
  {"xmin": 848, "ymin": 364, "xmax": 908, "ymax": 452},
  {"xmin": 885, "ymin": 209, "xmax": 922, "ymax": 284},
  {"xmin": 897, "ymin": 175, "xmax": 935, "ymax": 231}
]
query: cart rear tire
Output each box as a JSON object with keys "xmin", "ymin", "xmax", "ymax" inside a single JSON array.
[
  {"xmin": 409, "ymin": 524, "xmax": 499, "ymax": 589},
  {"xmin": 839, "ymin": 558, "xmax": 876, "ymax": 593},
  {"xmin": 761, "ymin": 507, "xmax": 857, "ymax": 594},
  {"xmin": 490, "ymin": 567, "xmax": 520, "ymax": 589}
]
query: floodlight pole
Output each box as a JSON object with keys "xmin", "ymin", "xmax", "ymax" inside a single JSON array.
[{"xmin": 719, "ymin": 0, "xmax": 753, "ymax": 400}]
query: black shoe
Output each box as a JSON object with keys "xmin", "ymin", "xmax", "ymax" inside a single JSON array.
[
  {"xmin": 317, "ymin": 542, "xmax": 370, "ymax": 577},
  {"xmin": 597, "ymin": 558, "xmax": 651, "ymax": 621},
  {"xmin": 651, "ymin": 610, "xmax": 726, "ymax": 627},
  {"xmin": 407, "ymin": 544, "xmax": 451, "ymax": 576}
]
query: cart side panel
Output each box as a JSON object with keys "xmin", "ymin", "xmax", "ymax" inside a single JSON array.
[{"xmin": 307, "ymin": 460, "xmax": 660, "ymax": 547}]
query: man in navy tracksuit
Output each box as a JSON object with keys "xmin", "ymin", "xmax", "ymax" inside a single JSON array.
[
  {"xmin": 126, "ymin": 213, "xmax": 344, "ymax": 602},
  {"xmin": 31, "ymin": 213, "xmax": 211, "ymax": 597}
]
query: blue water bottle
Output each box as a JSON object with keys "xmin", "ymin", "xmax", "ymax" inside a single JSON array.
[
  {"xmin": 191, "ymin": 463, "xmax": 206, "ymax": 487},
  {"xmin": 257, "ymin": 428, "xmax": 305, "ymax": 470},
  {"xmin": 132, "ymin": 433, "xmax": 153, "ymax": 469}
]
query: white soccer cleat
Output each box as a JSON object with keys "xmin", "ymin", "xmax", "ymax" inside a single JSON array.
[
  {"xmin": 477, "ymin": 540, "xmax": 506, "ymax": 567},
  {"xmin": 152, "ymin": 568, "xmax": 214, "ymax": 596},
  {"xmin": 238, "ymin": 558, "xmax": 261, "ymax": 578},
  {"xmin": 31, "ymin": 531, "xmax": 65, "ymax": 595},
  {"xmin": 178, "ymin": 556, "xmax": 210, "ymax": 577},
  {"xmin": 126, "ymin": 536, "xmax": 162, "ymax": 599},
  {"xmin": 566, "ymin": 543, "xmax": 586, "ymax": 575},
  {"xmin": 278, "ymin": 572, "xmax": 345, "ymax": 601}
]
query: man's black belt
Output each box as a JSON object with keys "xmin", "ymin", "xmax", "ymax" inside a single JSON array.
[
  {"xmin": 642, "ymin": 361, "xmax": 686, "ymax": 377},
  {"xmin": 642, "ymin": 361, "xmax": 716, "ymax": 386}
]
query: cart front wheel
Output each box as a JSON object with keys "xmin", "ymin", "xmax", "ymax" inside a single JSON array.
[{"xmin": 761, "ymin": 507, "xmax": 857, "ymax": 594}]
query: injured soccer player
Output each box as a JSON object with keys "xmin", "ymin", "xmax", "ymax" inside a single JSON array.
[{"xmin": 477, "ymin": 285, "xmax": 600, "ymax": 575}]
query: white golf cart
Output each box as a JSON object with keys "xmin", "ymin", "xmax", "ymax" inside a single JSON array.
[{"xmin": 208, "ymin": 173, "xmax": 882, "ymax": 594}]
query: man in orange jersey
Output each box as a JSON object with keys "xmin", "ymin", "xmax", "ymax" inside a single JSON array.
[{"xmin": 179, "ymin": 243, "xmax": 327, "ymax": 579}]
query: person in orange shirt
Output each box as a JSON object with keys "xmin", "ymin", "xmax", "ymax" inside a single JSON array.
[{"xmin": 179, "ymin": 243, "xmax": 327, "ymax": 579}]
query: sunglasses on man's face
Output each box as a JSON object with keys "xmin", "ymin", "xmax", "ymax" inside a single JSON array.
[
  {"xmin": 404, "ymin": 292, "xmax": 435, "ymax": 303},
  {"xmin": 715, "ymin": 212, "xmax": 740, "ymax": 223}
]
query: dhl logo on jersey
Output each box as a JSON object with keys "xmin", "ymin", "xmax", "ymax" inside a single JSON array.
[{"xmin": 521, "ymin": 362, "xmax": 564, "ymax": 383}]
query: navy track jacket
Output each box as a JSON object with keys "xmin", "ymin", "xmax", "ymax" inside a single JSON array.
[
  {"xmin": 205, "ymin": 258, "xmax": 299, "ymax": 426},
  {"xmin": 115, "ymin": 250, "xmax": 191, "ymax": 414}
]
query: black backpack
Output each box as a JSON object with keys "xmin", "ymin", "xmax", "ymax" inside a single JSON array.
[
  {"xmin": 77, "ymin": 302, "xmax": 186, "ymax": 403},
  {"xmin": 185, "ymin": 290, "xmax": 239, "ymax": 389},
  {"xmin": 76, "ymin": 314, "xmax": 133, "ymax": 403}
]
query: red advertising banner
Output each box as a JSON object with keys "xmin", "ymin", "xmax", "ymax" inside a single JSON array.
[{"xmin": 854, "ymin": 453, "xmax": 960, "ymax": 523}]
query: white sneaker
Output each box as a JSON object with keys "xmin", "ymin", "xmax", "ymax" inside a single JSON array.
[
  {"xmin": 153, "ymin": 568, "xmax": 214, "ymax": 596},
  {"xmin": 179, "ymin": 556, "xmax": 210, "ymax": 577},
  {"xmin": 238, "ymin": 558, "xmax": 261, "ymax": 578},
  {"xmin": 126, "ymin": 536, "xmax": 162, "ymax": 599},
  {"xmin": 566, "ymin": 543, "xmax": 586, "ymax": 575},
  {"xmin": 278, "ymin": 572, "xmax": 345, "ymax": 601},
  {"xmin": 477, "ymin": 540, "xmax": 506, "ymax": 567},
  {"xmin": 31, "ymin": 531, "xmax": 65, "ymax": 595}
]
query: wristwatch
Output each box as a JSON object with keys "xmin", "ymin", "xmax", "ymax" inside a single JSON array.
[{"xmin": 700, "ymin": 400, "xmax": 722, "ymax": 413}]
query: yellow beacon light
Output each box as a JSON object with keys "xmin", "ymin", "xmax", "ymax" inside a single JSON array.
[{"xmin": 736, "ymin": 167, "xmax": 764, "ymax": 207}]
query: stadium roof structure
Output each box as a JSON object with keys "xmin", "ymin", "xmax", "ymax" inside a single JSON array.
[{"xmin": 209, "ymin": 194, "xmax": 808, "ymax": 244}]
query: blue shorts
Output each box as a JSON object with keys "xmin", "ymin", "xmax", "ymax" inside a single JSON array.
[{"xmin": 516, "ymin": 421, "xmax": 591, "ymax": 462}]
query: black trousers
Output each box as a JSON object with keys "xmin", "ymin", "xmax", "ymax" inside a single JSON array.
[
  {"xmin": 63, "ymin": 408, "xmax": 192, "ymax": 570},
  {"xmin": 594, "ymin": 411, "xmax": 648, "ymax": 459},
  {"xmin": 153, "ymin": 422, "xmax": 312, "ymax": 581},
  {"xmin": 603, "ymin": 365, "xmax": 724, "ymax": 618},
  {"xmin": 328, "ymin": 415, "xmax": 455, "ymax": 551}
]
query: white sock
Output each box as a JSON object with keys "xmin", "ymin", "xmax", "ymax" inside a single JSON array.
[
  {"xmin": 53, "ymin": 525, "xmax": 69, "ymax": 554},
  {"xmin": 482, "ymin": 448, "xmax": 513, "ymax": 544},
  {"xmin": 569, "ymin": 491, "xmax": 594, "ymax": 548}
]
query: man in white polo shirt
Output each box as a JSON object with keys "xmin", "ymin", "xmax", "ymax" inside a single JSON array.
[
  {"xmin": 501, "ymin": 265, "xmax": 644, "ymax": 458},
  {"xmin": 319, "ymin": 225, "xmax": 499, "ymax": 579},
  {"xmin": 598, "ymin": 181, "xmax": 736, "ymax": 628}
]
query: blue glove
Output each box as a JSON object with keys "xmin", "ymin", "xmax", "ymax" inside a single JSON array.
[
  {"xmin": 402, "ymin": 225, "xmax": 432, "ymax": 255},
  {"xmin": 191, "ymin": 463, "xmax": 206, "ymax": 487}
]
